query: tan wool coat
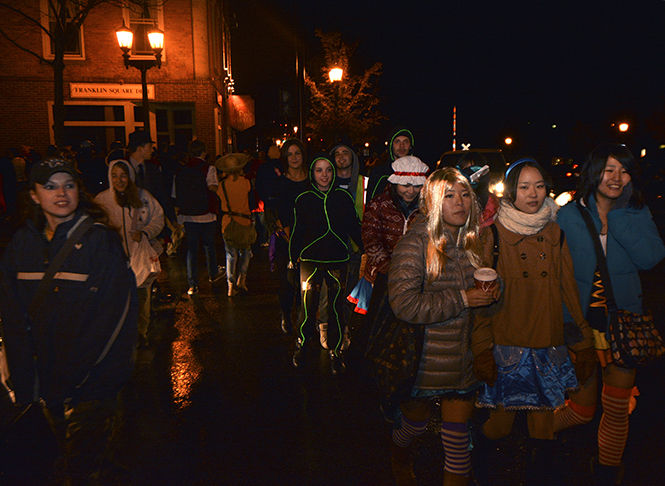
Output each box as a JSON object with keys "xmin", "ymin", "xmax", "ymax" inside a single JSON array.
[{"xmin": 471, "ymin": 221, "xmax": 593, "ymax": 357}]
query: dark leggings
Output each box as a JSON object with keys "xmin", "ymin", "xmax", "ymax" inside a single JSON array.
[
  {"xmin": 274, "ymin": 237, "xmax": 297, "ymax": 319},
  {"xmin": 297, "ymin": 261, "xmax": 346, "ymax": 355}
]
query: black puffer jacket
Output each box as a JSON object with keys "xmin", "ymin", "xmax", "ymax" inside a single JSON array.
[
  {"xmin": 388, "ymin": 215, "xmax": 477, "ymax": 392},
  {"xmin": 289, "ymin": 157, "xmax": 362, "ymax": 264},
  {"xmin": 0, "ymin": 212, "xmax": 138, "ymax": 406}
]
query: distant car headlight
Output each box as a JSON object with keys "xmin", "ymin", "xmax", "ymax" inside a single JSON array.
[
  {"xmin": 555, "ymin": 190, "xmax": 574, "ymax": 206},
  {"xmin": 489, "ymin": 181, "xmax": 504, "ymax": 198}
]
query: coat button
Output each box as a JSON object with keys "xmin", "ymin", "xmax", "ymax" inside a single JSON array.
[
  {"xmin": 539, "ymin": 252, "xmax": 546, "ymax": 260},
  {"xmin": 537, "ymin": 236, "xmax": 544, "ymax": 242},
  {"xmin": 53, "ymin": 286, "xmax": 59, "ymax": 292},
  {"xmin": 523, "ymin": 271, "xmax": 529, "ymax": 278},
  {"xmin": 520, "ymin": 252, "xmax": 527, "ymax": 260},
  {"xmin": 541, "ymin": 271, "xmax": 548, "ymax": 277}
]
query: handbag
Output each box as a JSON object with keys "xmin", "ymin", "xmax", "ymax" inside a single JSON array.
[
  {"xmin": 130, "ymin": 235, "xmax": 161, "ymax": 288},
  {"xmin": 576, "ymin": 203, "xmax": 665, "ymax": 367},
  {"xmin": 220, "ymin": 180, "xmax": 257, "ymax": 249},
  {"xmin": 365, "ymin": 279, "xmax": 423, "ymax": 414}
]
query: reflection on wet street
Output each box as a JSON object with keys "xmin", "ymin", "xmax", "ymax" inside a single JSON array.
[
  {"xmin": 170, "ymin": 301, "xmax": 204, "ymax": 410},
  {"xmin": 112, "ymin": 246, "xmax": 665, "ymax": 486}
]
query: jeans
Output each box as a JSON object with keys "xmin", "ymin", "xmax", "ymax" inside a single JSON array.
[
  {"xmin": 224, "ymin": 239, "xmax": 252, "ymax": 283},
  {"xmin": 184, "ymin": 221, "xmax": 219, "ymax": 287}
]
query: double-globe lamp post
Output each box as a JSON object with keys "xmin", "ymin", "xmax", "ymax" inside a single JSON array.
[{"xmin": 116, "ymin": 21, "xmax": 164, "ymax": 138}]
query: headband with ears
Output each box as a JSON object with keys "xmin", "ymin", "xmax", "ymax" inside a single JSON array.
[{"xmin": 504, "ymin": 157, "xmax": 538, "ymax": 179}]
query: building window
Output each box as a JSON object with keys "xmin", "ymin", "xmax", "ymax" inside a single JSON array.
[
  {"xmin": 123, "ymin": 3, "xmax": 165, "ymax": 59},
  {"xmin": 40, "ymin": 0, "xmax": 84, "ymax": 59},
  {"xmin": 155, "ymin": 104, "xmax": 195, "ymax": 150},
  {"xmin": 48, "ymin": 101, "xmax": 143, "ymax": 150}
]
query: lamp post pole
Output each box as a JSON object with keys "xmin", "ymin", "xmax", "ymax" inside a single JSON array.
[
  {"xmin": 328, "ymin": 67, "xmax": 343, "ymax": 144},
  {"xmin": 116, "ymin": 21, "xmax": 163, "ymax": 138}
]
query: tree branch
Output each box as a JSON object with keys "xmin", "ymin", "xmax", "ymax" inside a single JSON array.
[{"xmin": 0, "ymin": 28, "xmax": 52, "ymax": 65}]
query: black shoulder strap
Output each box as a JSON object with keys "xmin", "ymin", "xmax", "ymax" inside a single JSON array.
[
  {"xmin": 28, "ymin": 216, "xmax": 94, "ymax": 322},
  {"xmin": 490, "ymin": 224, "xmax": 500, "ymax": 269},
  {"xmin": 575, "ymin": 202, "xmax": 617, "ymax": 311},
  {"xmin": 560, "ymin": 228, "xmax": 565, "ymax": 248}
]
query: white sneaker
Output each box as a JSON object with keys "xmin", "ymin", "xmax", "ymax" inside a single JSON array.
[{"xmin": 318, "ymin": 323, "xmax": 328, "ymax": 349}]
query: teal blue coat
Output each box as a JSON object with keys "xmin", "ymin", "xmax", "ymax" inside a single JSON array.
[{"xmin": 557, "ymin": 196, "xmax": 665, "ymax": 318}]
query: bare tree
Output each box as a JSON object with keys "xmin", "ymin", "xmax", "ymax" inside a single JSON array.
[
  {"xmin": 305, "ymin": 30, "xmax": 384, "ymax": 147},
  {"xmin": 0, "ymin": 0, "xmax": 160, "ymax": 147}
]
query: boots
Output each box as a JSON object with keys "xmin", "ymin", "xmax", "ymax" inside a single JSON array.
[
  {"xmin": 526, "ymin": 438, "xmax": 560, "ymax": 486},
  {"xmin": 594, "ymin": 461, "xmax": 622, "ymax": 486},
  {"xmin": 470, "ymin": 427, "xmax": 491, "ymax": 486},
  {"xmin": 443, "ymin": 470, "xmax": 469, "ymax": 486},
  {"xmin": 390, "ymin": 442, "xmax": 417, "ymax": 486},
  {"xmin": 236, "ymin": 274, "xmax": 248, "ymax": 293}
]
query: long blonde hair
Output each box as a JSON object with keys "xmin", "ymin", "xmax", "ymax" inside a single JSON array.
[{"xmin": 420, "ymin": 167, "xmax": 482, "ymax": 281}]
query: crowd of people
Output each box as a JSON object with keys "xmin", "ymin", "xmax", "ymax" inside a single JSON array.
[{"xmin": 0, "ymin": 127, "xmax": 663, "ymax": 486}]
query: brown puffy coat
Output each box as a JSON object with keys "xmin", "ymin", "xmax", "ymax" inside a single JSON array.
[
  {"xmin": 471, "ymin": 221, "xmax": 593, "ymax": 356},
  {"xmin": 388, "ymin": 215, "xmax": 478, "ymax": 392}
]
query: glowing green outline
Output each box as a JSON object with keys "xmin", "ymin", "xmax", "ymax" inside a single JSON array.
[
  {"xmin": 297, "ymin": 266, "xmax": 318, "ymax": 344},
  {"xmin": 289, "ymin": 157, "xmax": 355, "ymax": 265},
  {"xmin": 326, "ymin": 269, "xmax": 343, "ymax": 355},
  {"xmin": 389, "ymin": 129, "xmax": 415, "ymax": 161}
]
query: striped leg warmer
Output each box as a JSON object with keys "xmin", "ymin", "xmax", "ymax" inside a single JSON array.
[
  {"xmin": 598, "ymin": 384, "xmax": 632, "ymax": 466},
  {"xmin": 392, "ymin": 415, "xmax": 429, "ymax": 448},
  {"xmin": 554, "ymin": 399, "xmax": 596, "ymax": 432},
  {"xmin": 441, "ymin": 421, "xmax": 471, "ymax": 476}
]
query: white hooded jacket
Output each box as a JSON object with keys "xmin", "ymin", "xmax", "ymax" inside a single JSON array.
[{"xmin": 95, "ymin": 159, "xmax": 165, "ymax": 257}]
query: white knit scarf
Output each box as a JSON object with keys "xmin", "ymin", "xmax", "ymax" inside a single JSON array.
[{"xmin": 497, "ymin": 197, "xmax": 559, "ymax": 236}]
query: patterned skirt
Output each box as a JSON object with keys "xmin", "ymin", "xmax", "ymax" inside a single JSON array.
[{"xmin": 476, "ymin": 345, "xmax": 578, "ymax": 410}]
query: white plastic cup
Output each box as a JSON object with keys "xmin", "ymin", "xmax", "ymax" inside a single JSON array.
[{"xmin": 474, "ymin": 267, "xmax": 498, "ymax": 292}]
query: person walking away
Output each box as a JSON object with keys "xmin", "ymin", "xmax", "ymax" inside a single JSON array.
[
  {"xmin": 216, "ymin": 153, "xmax": 255, "ymax": 297},
  {"xmin": 173, "ymin": 139, "xmax": 225, "ymax": 296},
  {"xmin": 387, "ymin": 167, "xmax": 497, "ymax": 486},
  {"xmin": 289, "ymin": 156, "xmax": 362, "ymax": 374},
  {"xmin": 555, "ymin": 143, "xmax": 665, "ymax": 485},
  {"xmin": 0, "ymin": 158, "xmax": 137, "ymax": 483},
  {"xmin": 95, "ymin": 159, "xmax": 164, "ymax": 348},
  {"xmin": 471, "ymin": 158, "xmax": 596, "ymax": 485}
]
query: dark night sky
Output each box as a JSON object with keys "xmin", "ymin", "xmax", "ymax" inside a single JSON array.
[{"xmin": 232, "ymin": 0, "xmax": 665, "ymax": 164}]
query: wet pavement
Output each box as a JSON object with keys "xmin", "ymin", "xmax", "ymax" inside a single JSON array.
[
  {"xmin": 107, "ymin": 240, "xmax": 665, "ymax": 486},
  {"xmin": 1, "ymin": 222, "xmax": 664, "ymax": 485}
]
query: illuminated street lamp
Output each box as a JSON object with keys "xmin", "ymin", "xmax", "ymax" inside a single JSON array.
[
  {"xmin": 504, "ymin": 137, "xmax": 513, "ymax": 145},
  {"xmin": 618, "ymin": 122, "xmax": 629, "ymax": 133},
  {"xmin": 116, "ymin": 19, "xmax": 164, "ymax": 138},
  {"xmin": 328, "ymin": 67, "xmax": 343, "ymax": 83}
]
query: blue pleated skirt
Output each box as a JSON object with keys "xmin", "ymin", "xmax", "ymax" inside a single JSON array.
[{"xmin": 476, "ymin": 345, "xmax": 578, "ymax": 410}]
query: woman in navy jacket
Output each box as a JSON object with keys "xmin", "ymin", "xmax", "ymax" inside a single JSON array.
[
  {"xmin": 555, "ymin": 143, "xmax": 665, "ymax": 484},
  {"xmin": 0, "ymin": 158, "xmax": 137, "ymax": 482}
]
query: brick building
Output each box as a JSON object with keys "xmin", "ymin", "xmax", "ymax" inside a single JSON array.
[{"xmin": 0, "ymin": 0, "xmax": 244, "ymax": 157}]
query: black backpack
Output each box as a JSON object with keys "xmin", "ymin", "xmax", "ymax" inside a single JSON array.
[{"xmin": 175, "ymin": 159, "xmax": 210, "ymax": 216}]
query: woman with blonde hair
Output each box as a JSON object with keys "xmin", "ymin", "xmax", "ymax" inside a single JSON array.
[{"xmin": 387, "ymin": 167, "xmax": 498, "ymax": 486}]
